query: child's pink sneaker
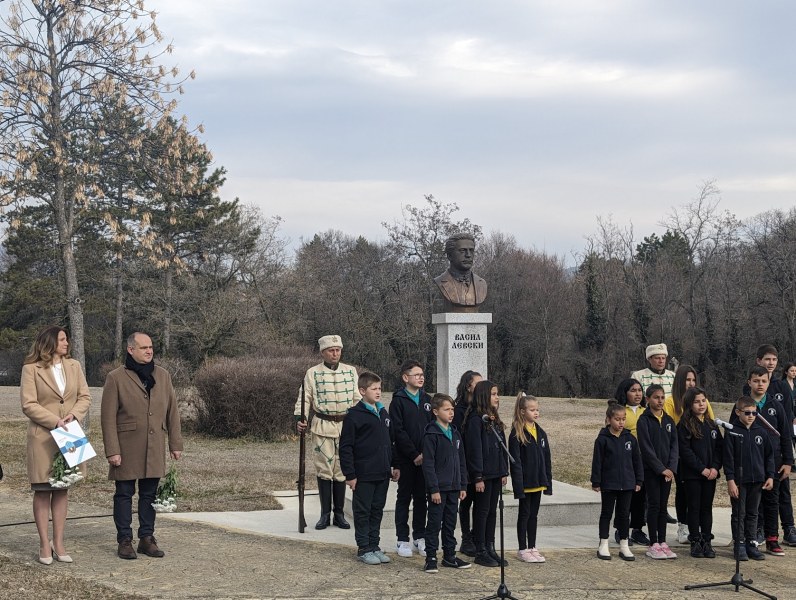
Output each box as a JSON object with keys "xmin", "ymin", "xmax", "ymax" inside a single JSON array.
[
  {"xmin": 659, "ymin": 542, "xmax": 677, "ymax": 559},
  {"xmin": 517, "ymin": 549, "xmax": 538, "ymax": 563},
  {"xmin": 529, "ymin": 548, "xmax": 545, "ymax": 563},
  {"xmin": 645, "ymin": 543, "xmax": 667, "ymax": 559}
]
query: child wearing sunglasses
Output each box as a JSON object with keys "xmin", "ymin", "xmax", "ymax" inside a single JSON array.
[{"xmin": 724, "ymin": 396, "xmax": 775, "ymax": 561}]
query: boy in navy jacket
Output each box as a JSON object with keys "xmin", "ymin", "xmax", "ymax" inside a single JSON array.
[
  {"xmin": 340, "ymin": 372, "xmax": 400, "ymax": 565},
  {"xmin": 734, "ymin": 365, "xmax": 793, "ymax": 555},
  {"xmin": 389, "ymin": 359, "xmax": 434, "ymax": 557},
  {"xmin": 636, "ymin": 384, "xmax": 679, "ymax": 559},
  {"xmin": 421, "ymin": 394, "xmax": 470, "ymax": 572},
  {"xmin": 724, "ymin": 396, "xmax": 775, "ymax": 561}
]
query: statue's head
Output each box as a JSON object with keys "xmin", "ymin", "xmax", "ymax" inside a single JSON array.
[{"xmin": 445, "ymin": 233, "xmax": 476, "ymax": 272}]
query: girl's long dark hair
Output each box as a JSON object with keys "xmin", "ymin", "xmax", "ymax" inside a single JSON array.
[
  {"xmin": 681, "ymin": 386, "xmax": 714, "ymax": 439},
  {"xmin": 465, "ymin": 379, "xmax": 504, "ymax": 431},
  {"xmin": 614, "ymin": 378, "xmax": 645, "ymax": 407},
  {"xmin": 455, "ymin": 370, "xmax": 481, "ymax": 407},
  {"xmin": 672, "ymin": 365, "xmax": 698, "ymax": 417}
]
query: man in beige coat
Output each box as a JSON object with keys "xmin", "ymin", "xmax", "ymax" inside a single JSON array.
[{"xmin": 101, "ymin": 332, "xmax": 183, "ymax": 560}]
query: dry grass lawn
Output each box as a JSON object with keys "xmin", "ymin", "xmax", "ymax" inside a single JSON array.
[{"xmin": 0, "ymin": 391, "xmax": 738, "ymax": 510}]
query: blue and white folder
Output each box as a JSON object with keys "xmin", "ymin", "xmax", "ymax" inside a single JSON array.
[{"xmin": 50, "ymin": 422, "xmax": 96, "ymax": 468}]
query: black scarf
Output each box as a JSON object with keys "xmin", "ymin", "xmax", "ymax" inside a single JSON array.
[{"xmin": 125, "ymin": 352, "xmax": 156, "ymax": 393}]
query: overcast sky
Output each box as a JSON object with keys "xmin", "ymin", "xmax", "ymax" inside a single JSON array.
[{"xmin": 150, "ymin": 1, "xmax": 796, "ymax": 262}]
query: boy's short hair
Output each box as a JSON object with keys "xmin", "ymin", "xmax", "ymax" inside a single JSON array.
[
  {"xmin": 748, "ymin": 365, "xmax": 769, "ymax": 380},
  {"xmin": 645, "ymin": 383, "xmax": 664, "ymax": 398},
  {"xmin": 736, "ymin": 396, "xmax": 757, "ymax": 410},
  {"xmin": 399, "ymin": 359, "xmax": 423, "ymax": 376},
  {"xmin": 431, "ymin": 393, "xmax": 454, "ymax": 410},
  {"xmin": 358, "ymin": 371, "xmax": 381, "ymax": 390},
  {"xmin": 756, "ymin": 344, "xmax": 778, "ymax": 359}
]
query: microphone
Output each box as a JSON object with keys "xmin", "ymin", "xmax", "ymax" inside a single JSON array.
[
  {"xmin": 482, "ymin": 414, "xmax": 493, "ymax": 425},
  {"xmin": 714, "ymin": 418, "xmax": 734, "ymax": 431}
]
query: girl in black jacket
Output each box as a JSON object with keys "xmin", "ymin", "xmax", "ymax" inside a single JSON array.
[
  {"xmin": 677, "ymin": 387, "xmax": 722, "ymax": 558},
  {"xmin": 453, "ymin": 370, "xmax": 482, "ymax": 557},
  {"xmin": 464, "ymin": 380, "xmax": 508, "ymax": 567},
  {"xmin": 509, "ymin": 392, "xmax": 552, "ymax": 563},
  {"xmin": 591, "ymin": 402, "xmax": 643, "ymax": 561}
]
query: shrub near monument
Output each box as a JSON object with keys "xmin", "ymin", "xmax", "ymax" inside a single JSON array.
[{"xmin": 195, "ymin": 346, "xmax": 317, "ymax": 440}]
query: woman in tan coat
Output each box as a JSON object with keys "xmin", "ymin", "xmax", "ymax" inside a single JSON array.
[{"xmin": 20, "ymin": 326, "xmax": 91, "ymax": 564}]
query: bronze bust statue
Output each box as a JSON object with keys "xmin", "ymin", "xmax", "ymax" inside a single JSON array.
[{"xmin": 434, "ymin": 233, "xmax": 487, "ymax": 313}]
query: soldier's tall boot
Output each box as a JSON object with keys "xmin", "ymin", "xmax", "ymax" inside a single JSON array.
[
  {"xmin": 332, "ymin": 480, "xmax": 351, "ymax": 529},
  {"xmin": 315, "ymin": 478, "xmax": 332, "ymax": 530}
]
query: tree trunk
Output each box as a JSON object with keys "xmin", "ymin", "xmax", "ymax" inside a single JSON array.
[
  {"xmin": 114, "ymin": 268, "xmax": 124, "ymax": 361},
  {"xmin": 163, "ymin": 266, "xmax": 173, "ymax": 354}
]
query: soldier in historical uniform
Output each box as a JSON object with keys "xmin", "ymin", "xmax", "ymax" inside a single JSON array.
[{"xmin": 295, "ymin": 335, "xmax": 360, "ymax": 529}]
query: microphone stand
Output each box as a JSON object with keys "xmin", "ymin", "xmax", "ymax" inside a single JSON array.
[
  {"xmin": 684, "ymin": 427, "xmax": 776, "ymax": 600},
  {"xmin": 481, "ymin": 418, "xmax": 518, "ymax": 600}
]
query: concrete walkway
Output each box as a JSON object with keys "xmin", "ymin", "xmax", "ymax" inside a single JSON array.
[
  {"xmin": 165, "ymin": 481, "xmax": 736, "ymax": 552},
  {"xmin": 2, "ymin": 486, "xmax": 796, "ymax": 600}
]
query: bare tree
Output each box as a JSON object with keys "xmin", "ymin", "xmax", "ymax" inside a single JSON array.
[{"xmin": 0, "ymin": 0, "xmax": 197, "ymax": 366}]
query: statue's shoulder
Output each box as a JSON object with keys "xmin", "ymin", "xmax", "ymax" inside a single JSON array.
[{"xmin": 434, "ymin": 270, "xmax": 453, "ymax": 285}]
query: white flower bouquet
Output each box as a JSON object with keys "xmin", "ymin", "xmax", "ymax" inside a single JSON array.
[
  {"xmin": 48, "ymin": 452, "xmax": 84, "ymax": 489},
  {"xmin": 152, "ymin": 464, "xmax": 178, "ymax": 512}
]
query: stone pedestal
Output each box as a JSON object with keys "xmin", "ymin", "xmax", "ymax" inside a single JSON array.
[{"xmin": 432, "ymin": 312, "xmax": 492, "ymax": 396}]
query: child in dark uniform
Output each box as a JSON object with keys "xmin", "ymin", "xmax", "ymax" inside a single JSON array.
[
  {"xmin": 677, "ymin": 387, "xmax": 722, "ymax": 558},
  {"xmin": 421, "ymin": 394, "xmax": 470, "ymax": 573},
  {"xmin": 724, "ymin": 396, "xmax": 775, "ymax": 561},
  {"xmin": 509, "ymin": 392, "xmax": 552, "ymax": 563},
  {"xmin": 340, "ymin": 372, "xmax": 400, "ymax": 565},
  {"xmin": 464, "ymin": 380, "xmax": 509, "ymax": 567},
  {"xmin": 637, "ymin": 384, "xmax": 679, "ymax": 559},
  {"xmin": 591, "ymin": 402, "xmax": 643, "ymax": 561},
  {"xmin": 452, "ymin": 370, "xmax": 482, "ymax": 557}
]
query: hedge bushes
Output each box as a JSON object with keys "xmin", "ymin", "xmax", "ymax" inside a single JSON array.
[{"xmin": 194, "ymin": 346, "xmax": 318, "ymax": 440}]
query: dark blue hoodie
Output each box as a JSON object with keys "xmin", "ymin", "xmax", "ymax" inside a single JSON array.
[
  {"xmin": 508, "ymin": 423, "xmax": 553, "ymax": 499},
  {"xmin": 340, "ymin": 401, "xmax": 395, "ymax": 482},
  {"xmin": 637, "ymin": 409, "xmax": 679, "ymax": 476},
  {"xmin": 422, "ymin": 422, "xmax": 468, "ymax": 493},
  {"xmin": 591, "ymin": 427, "xmax": 644, "ymax": 491},
  {"xmin": 389, "ymin": 387, "xmax": 434, "ymax": 465},
  {"xmin": 723, "ymin": 418, "xmax": 776, "ymax": 484},
  {"xmin": 465, "ymin": 414, "xmax": 509, "ymax": 482}
]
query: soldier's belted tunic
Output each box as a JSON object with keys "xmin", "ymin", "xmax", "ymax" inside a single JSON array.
[{"xmin": 294, "ymin": 362, "xmax": 361, "ymax": 481}]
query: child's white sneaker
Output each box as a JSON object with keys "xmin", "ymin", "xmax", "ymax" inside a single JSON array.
[
  {"xmin": 677, "ymin": 523, "xmax": 689, "ymax": 544},
  {"xmin": 413, "ymin": 539, "xmax": 426, "ymax": 557},
  {"xmin": 396, "ymin": 541, "xmax": 412, "ymax": 557}
]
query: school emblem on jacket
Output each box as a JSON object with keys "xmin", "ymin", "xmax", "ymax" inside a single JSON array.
[
  {"xmin": 666, "ymin": 423, "xmax": 672, "ymax": 433},
  {"xmin": 768, "ymin": 407, "xmax": 776, "ymax": 417},
  {"xmin": 625, "ymin": 441, "xmax": 633, "ymax": 451},
  {"xmin": 455, "ymin": 439, "xmax": 460, "ymax": 449},
  {"xmin": 755, "ymin": 435, "xmax": 763, "ymax": 445},
  {"xmin": 541, "ymin": 439, "xmax": 546, "ymax": 448},
  {"xmin": 384, "ymin": 418, "xmax": 391, "ymax": 428},
  {"xmin": 423, "ymin": 403, "xmax": 431, "ymax": 412},
  {"xmin": 711, "ymin": 430, "xmax": 717, "ymax": 439},
  {"xmin": 775, "ymin": 393, "xmax": 784, "ymax": 402}
]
